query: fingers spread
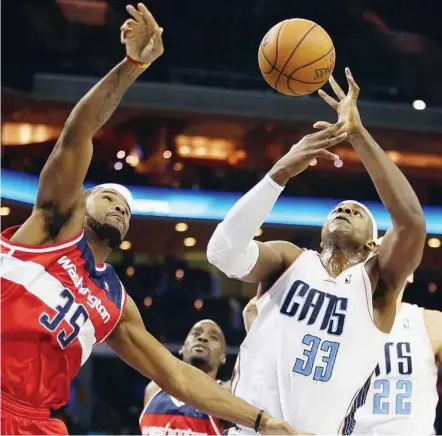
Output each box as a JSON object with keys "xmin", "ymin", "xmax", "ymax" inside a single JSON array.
[
  {"xmin": 313, "ymin": 121, "xmax": 333, "ymax": 130},
  {"xmin": 329, "ymin": 75, "xmax": 346, "ymax": 100},
  {"xmin": 126, "ymin": 5, "xmax": 144, "ymax": 24},
  {"xmin": 345, "ymin": 67, "xmax": 360, "ymax": 99},
  {"xmin": 137, "ymin": 2, "xmax": 159, "ymax": 28},
  {"xmin": 318, "ymin": 89, "xmax": 338, "ymax": 110},
  {"xmin": 315, "ymin": 149, "xmax": 340, "ymax": 161},
  {"xmin": 313, "ymin": 120, "xmax": 345, "ymax": 139}
]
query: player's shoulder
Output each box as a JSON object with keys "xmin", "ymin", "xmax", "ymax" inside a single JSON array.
[
  {"xmin": 144, "ymin": 381, "xmax": 162, "ymax": 405},
  {"xmin": 423, "ymin": 308, "xmax": 442, "ymax": 330},
  {"xmin": 262, "ymin": 240, "xmax": 304, "ymax": 265}
]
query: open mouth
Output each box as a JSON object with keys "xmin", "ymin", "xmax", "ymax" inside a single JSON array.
[
  {"xmin": 334, "ymin": 216, "xmax": 351, "ymax": 224},
  {"xmin": 192, "ymin": 344, "xmax": 208, "ymax": 352},
  {"xmin": 108, "ymin": 213, "xmax": 124, "ymax": 224}
]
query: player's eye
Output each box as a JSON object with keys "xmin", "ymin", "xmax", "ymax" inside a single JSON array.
[
  {"xmin": 210, "ymin": 336, "xmax": 218, "ymax": 341},
  {"xmin": 103, "ymin": 195, "xmax": 112, "ymax": 202},
  {"xmin": 354, "ymin": 211, "xmax": 362, "ymax": 217}
]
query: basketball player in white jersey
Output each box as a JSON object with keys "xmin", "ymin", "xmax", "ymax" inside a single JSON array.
[
  {"xmin": 352, "ymin": 238, "xmax": 442, "ymax": 435},
  {"xmin": 207, "ymin": 69, "xmax": 426, "ymax": 434}
]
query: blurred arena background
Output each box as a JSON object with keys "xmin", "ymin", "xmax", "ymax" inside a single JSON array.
[{"xmin": 2, "ymin": 0, "xmax": 442, "ymax": 433}]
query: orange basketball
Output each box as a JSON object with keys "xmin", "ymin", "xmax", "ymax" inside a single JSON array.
[{"xmin": 258, "ymin": 19, "xmax": 335, "ymax": 96}]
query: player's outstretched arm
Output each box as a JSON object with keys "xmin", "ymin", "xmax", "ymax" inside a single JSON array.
[
  {"xmin": 13, "ymin": 4, "xmax": 163, "ymax": 244},
  {"xmin": 207, "ymin": 123, "xmax": 347, "ymax": 284},
  {"xmin": 316, "ymin": 69, "xmax": 426, "ymax": 296},
  {"xmin": 424, "ymin": 310, "xmax": 442, "ymax": 365},
  {"xmin": 107, "ymin": 296, "xmax": 298, "ymax": 435}
]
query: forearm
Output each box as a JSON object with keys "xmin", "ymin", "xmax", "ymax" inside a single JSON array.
[
  {"xmin": 207, "ymin": 175, "xmax": 284, "ymax": 277},
  {"xmin": 350, "ymin": 127, "xmax": 424, "ymax": 228},
  {"xmin": 64, "ymin": 58, "xmax": 144, "ymax": 140},
  {"xmin": 172, "ymin": 361, "xmax": 264, "ymax": 429}
]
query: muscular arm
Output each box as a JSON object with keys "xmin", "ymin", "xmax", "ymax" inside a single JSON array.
[
  {"xmin": 424, "ymin": 309, "xmax": 442, "ymax": 366},
  {"xmin": 13, "ymin": 59, "xmax": 145, "ymax": 244},
  {"xmin": 350, "ymin": 128, "xmax": 426, "ymax": 294},
  {"xmin": 107, "ymin": 296, "xmax": 268, "ymax": 429}
]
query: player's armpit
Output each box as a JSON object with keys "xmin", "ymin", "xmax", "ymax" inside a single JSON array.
[
  {"xmin": 243, "ymin": 240, "xmax": 302, "ymax": 284},
  {"xmin": 424, "ymin": 309, "xmax": 442, "ymax": 366},
  {"xmin": 107, "ymin": 296, "xmax": 295, "ymax": 433},
  {"xmin": 242, "ymin": 297, "xmax": 258, "ymax": 332},
  {"xmin": 144, "ymin": 381, "xmax": 161, "ymax": 406}
]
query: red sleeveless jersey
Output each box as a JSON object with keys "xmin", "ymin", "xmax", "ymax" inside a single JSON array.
[
  {"xmin": 0, "ymin": 226, "xmax": 127, "ymax": 410},
  {"xmin": 139, "ymin": 387, "xmax": 222, "ymax": 435}
]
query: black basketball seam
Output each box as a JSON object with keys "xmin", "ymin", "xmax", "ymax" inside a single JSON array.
[
  {"xmin": 273, "ymin": 20, "xmax": 285, "ymax": 74},
  {"xmin": 259, "ymin": 21, "xmax": 286, "ymax": 75},
  {"xmin": 286, "ymin": 75, "xmax": 301, "ymax": 96},
  {"xmin": 288, "ymin": 45, "xmax": 335, "ymax": 77},
  {"xmin": 274, "ymin": 23, "xmax": 318, "ymax": 93},
  {"xmin": 259, "ymin": 44, "xmax": 274, "ymax": 74},
  {"xmin": 289, "ymin": 77, "xmax": 330, "ymax": 85}
]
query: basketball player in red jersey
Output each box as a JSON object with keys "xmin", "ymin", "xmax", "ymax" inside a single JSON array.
[
  {"xmin": 0, "ymin": 4, "xmax": 296, "ymax": 435},
  {"xmin": 140, "ymin": 320, "xmax": 231, "ymax": 435}
]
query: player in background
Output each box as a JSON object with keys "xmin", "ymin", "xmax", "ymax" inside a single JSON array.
[
  {"xmin": 207, "ymin": 69, "xmax": 426, "ymax": 434},
  {"xmin": 352, "ymin": 237, "xmax": 442, "ymax": 435},
  {"xmin": 0, "ymin": 4, "xmax": 295, "ymax": 435},
  {"xmin": 140, "ymin": 320, "xmax": 231, "ymax": 435}
]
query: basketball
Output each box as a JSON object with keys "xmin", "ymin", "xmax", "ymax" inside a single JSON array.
[{"xmin": 258, "ymin": 19, "xmax": 335, "ymax": 96}]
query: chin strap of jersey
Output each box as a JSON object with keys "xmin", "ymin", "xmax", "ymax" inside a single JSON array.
[{"xmin": 207, "ymin": 175, "xmax": 284, "ymax": 279}]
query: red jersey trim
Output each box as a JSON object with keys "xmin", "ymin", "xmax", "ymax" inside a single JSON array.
[
  {"xmin": 1, "ymin": 225, "xmax": 84, "ymax": 253},
  {"xmin": 98, "ymin": 283, "xmax": 127, "ymax": 343}
]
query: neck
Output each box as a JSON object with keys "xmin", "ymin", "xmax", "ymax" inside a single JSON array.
[
  {"xmin": 206, "ymin": 368, "xmax": 218, "ymax": 380},
  {"xmin": 320, "ymin": 243, "xmax": 366, "ymax": 277},
  {"xmin": 85, "ymin": 227, "xmax": 112, "ymax": 265}
]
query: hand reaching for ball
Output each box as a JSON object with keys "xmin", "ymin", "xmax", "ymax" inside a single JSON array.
[
  {"xmin": 121, "ymin": 3, "xmax": 164, "ymax": 66},
  {"xmin": 314, "ymin": 68, "xmax": 364, "ymax": 137},
  {"xmin": 269, "ymin": 121, "xmax": 347, "ymax": 186}
]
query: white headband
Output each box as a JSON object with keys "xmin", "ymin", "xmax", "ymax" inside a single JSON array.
[
  {"xmin": 345, "ymin": 200, "xmax": 378, "ymax": 240},
  {"xmin": 330, "ymin": 200, "xmax": 378, "ymax": 240},
  {"xmin": 93, "ymin": 183, "xmax": 133, "ymax": 209}
]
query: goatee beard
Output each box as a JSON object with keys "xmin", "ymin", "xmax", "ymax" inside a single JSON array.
[
  {"xmin": 87, "ymin": 215, "xmax": 122, "ymax": 250},
  {"xmin": 189, "ymin": 356, "xmax": 208, "ymax": 370}
]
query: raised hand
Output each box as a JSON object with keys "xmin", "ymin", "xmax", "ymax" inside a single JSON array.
[
  {"xmin": 121, "ymin": 3, "xmax": 164, "ymax": 66},
  {"xmin": 269, "ymin": 121, "xmax": 347, "ymax": 186},
  {"xmin": 314, "ymin": 68, "xmax": 363, "ymax": 136}
]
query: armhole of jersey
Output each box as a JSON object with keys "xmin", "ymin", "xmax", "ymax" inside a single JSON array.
[
  {"xmin": 0, "ymin": 228, "xmax": 84, "ymax": 253},
  {"xmin": 360, "ymin": 263, "xmax": 374, "ymax": 322},
  {"xmin": 209, "ymin": 415, "xmax": 222, "ymax": 435},
  {"xmin": 98, "ymin": 281, "xmax": 127, "ymax": 344},
  {"xmin": 421, "ymin": 308, "xmax": 438, "ymax": 367},
  {"xmin": 139, "ymin": 386, "xmax": 162, "ymax": 425},
  {"xmin": 256, "ymin": 248, "xmax": 309, "ymax": 309}
]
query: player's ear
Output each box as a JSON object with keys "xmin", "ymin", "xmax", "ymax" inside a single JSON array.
[
  {"xmin": 178, "ymin": 346, "xmax": 184, "ymax": 357},
  {"xmin": 365, "ymin": 239, "xmax": 376, "ymax": 253},
  {"xmin": 221, "ymin": 353, "xmax": 226, "ymax": 366}
]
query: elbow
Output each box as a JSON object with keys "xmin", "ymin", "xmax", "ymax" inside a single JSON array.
[
  {"xmin": 395, "ymin": 212, "xmax": 426, "ymax": 237},
  {"xmin": 206, "ymin": 226, "xmax": 229, "ymax": 269}
]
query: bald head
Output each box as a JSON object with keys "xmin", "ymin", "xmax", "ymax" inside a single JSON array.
[{"xmin": 181, "ymin": 319, "xmax": 226, "ymax": 375}]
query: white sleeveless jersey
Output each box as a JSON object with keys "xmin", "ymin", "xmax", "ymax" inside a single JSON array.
[
  {"xmin": 230, "ymin": 250, "xmax": 387, "ymax": 435},
  {"xmin": 353, "ymin": 303, "xmax": 438, "ymax": 435}
]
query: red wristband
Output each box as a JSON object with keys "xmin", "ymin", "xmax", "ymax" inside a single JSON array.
[{"xmin": 126, "ymin": 55, "xmax": 149, "ymax": 69}]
